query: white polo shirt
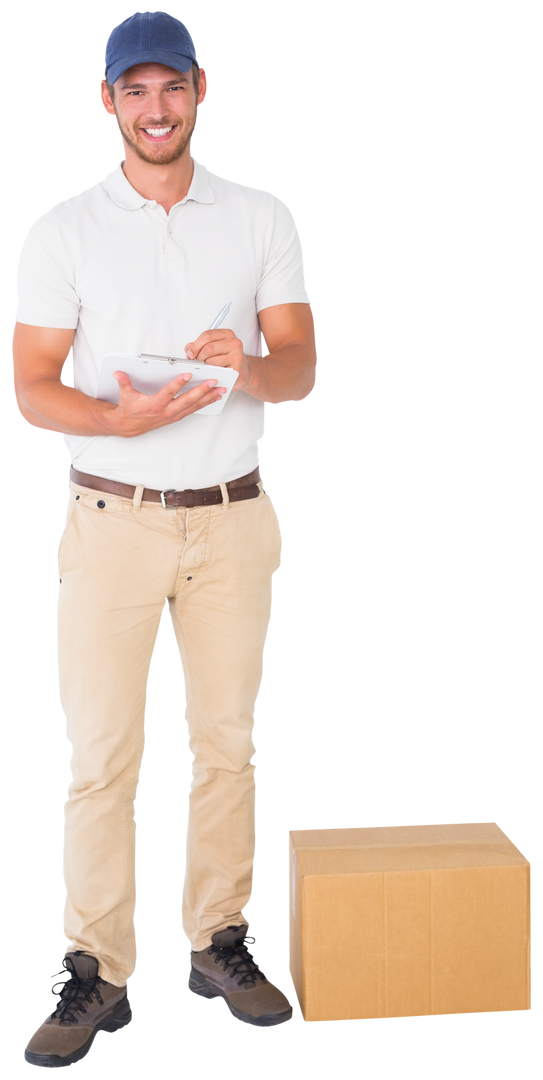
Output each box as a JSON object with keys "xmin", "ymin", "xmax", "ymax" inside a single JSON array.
[{"xmin": 16, "ymin": 161, "xmax": 309, "ymax": 490}]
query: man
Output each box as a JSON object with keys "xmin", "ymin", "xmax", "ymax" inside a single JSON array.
[{"xmin": 14, "ymin": 11, "xmax": 315, "ymax": 1068}]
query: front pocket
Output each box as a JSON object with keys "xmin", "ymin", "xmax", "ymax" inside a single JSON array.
[{"xmin": 55, "ymin": 494, "xmax": 78, "ymax": 570}]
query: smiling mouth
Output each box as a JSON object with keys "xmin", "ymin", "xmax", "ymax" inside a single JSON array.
[{"xmin": 141, "ymin": 125, "xmax": 176, "ymax": 141}]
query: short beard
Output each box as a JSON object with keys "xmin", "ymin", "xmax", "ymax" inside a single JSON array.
[{"xmin": 116, "ymin": 103, "xmax": 200, "ymax": 164}]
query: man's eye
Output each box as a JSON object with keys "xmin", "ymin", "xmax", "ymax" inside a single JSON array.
[
  {"xmin": 129, "ymin": 87, "xmax": 184, "ymax": 96},
  {"xmin": 128, "ymin": 91, "xmax": 144, "ymax": 96}
]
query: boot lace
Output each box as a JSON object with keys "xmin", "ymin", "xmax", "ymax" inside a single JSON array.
[
  {"xmin": 50, "ymin": 953, "xmax": 106, "ymax": 1024},
  {"xmin": 207, "ymin": 932, "xmax": 266, "ymax": 987}
]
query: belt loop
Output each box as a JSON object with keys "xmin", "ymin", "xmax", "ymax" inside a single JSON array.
[
  {"xmin": 219, "ymin": 482, "xmax": 230, "ymax": 511},
  {"xmin": 133, "ymin": 484, "xmax": 144, "ymax": 511}
]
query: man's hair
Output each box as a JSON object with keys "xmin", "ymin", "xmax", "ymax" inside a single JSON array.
[{"xmin": 107, "ymin": 61, "xmax": 200, "ymax": 100}]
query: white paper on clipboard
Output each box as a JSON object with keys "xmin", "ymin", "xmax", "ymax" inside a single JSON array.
[{"xmin": 97, "ymin": 352, "xmax": 239, "ymax": 416}]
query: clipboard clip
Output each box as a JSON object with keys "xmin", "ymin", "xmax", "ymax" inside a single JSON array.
[{"xmin": 139, "ymin": 353, "xmax": 206, "ymax": 366}]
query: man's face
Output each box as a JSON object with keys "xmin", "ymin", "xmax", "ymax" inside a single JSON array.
[{"xmin": 101, "ymin": 62, "xmax": 206, "ymax": 165}]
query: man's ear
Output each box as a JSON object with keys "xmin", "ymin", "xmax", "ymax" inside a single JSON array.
[
  {"xmin": 197, "ymin": 69, "xmax": 207, "ymax": 107},
  {"xmin": 98, "ymin": 78, "xmax": 114, "ymax": 118}
]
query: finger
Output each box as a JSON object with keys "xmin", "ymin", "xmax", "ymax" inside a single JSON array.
[
  {"xmin": 182, "ymin": 377, "xmax": 221, "ymax": 396},
  {"xmin": 172, "ymin": 375, "xmax": 220, "ymax": 401},
  {"xmin": 185, "ymin": 329, "xmax": 232, "ymax": 360},
  {"xmin": 163, "ymin": 372, "xmax": 194, "ymax": 397}
]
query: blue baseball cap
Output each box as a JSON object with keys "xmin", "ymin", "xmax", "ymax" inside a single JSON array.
[{"xmin": 105, "ymin": 11, "xmax": 198, "ymax": 85}]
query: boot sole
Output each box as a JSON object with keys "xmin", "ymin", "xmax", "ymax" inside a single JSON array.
[
  {"xmin": 189, "ymin": 967, "xmax": 292, "ymax": 1027},
  {"xmin": 24, "ymin": 997, "xmax": 132, "ymax": 1068}
]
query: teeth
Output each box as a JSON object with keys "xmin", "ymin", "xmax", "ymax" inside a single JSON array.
[{"xmin": 144, "ymin": 126, "xmax": 173, "ymax": 137}]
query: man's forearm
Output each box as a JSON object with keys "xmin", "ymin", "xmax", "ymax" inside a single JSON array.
[
  {"xmin": 17, "ymin": 355, "xmax": 312, "ymax": 437},
  {"xmin": 19, "ymin": 406, "xmax": 64, "ymax": 434},
  {"xmin": 244, "ymin": 343, "xmax": 315, "ymax": 404},
  {"xmin": 18, "ymin": 377, "xmax": 118, "ymax": 436}
]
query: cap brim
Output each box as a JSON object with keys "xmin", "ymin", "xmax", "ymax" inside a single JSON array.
[{"xmin": 106, "ymin": 51, "xmax": 195, "ymax": 85}]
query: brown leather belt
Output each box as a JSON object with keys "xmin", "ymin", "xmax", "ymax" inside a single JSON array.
[{"xmin": 70, "ymin": 467, "xmax": 261, "ymax": 508}]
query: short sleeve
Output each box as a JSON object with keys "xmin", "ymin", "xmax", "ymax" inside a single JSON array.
[
  {"xmin": 255, "ymin": 196, "xmax": 313, "ymax": 315},
  {"xmin": 16, "ymin": 212, "xmax": 80, "ymax": 329}
]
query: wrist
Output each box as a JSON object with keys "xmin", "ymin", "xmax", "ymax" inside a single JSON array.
[
  {"xmin": 242, "ymin": 355, "xmax": 261, "ymax": 397},
  {"xmin": 92, "ymin": 397, "xmax": 123, "ymax": 436}
]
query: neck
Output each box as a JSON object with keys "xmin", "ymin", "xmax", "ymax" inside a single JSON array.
[{"xmin": 121, "ymin": 142, "xmax": 194, "ymax": 214}]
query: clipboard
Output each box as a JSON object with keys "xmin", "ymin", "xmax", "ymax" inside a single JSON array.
[{"xmin": 97, "ymin": 352, "xmax": 239, "ymax": 417}]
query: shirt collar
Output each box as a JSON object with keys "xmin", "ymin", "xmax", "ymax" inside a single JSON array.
[{"xmin": 103, "ymin": 159, "xmax": 215, "ymax": 210}]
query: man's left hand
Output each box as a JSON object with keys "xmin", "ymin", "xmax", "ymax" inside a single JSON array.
[{"xmin": 185, "ymin": 329, "xmax": 252, "ymax": 392}]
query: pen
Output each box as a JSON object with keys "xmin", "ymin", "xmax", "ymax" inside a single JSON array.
[
  {"xmin": 139, "ymin": 304, "xmax": 233, "ymax": 367},
  {"xmin": 208, "ymin": 301, "xmax": 231, "ymax": 330}
]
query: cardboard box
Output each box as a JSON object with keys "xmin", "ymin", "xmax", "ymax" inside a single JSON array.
[{"xmin": 289, "ymin": 823, "xmax": 530, "ymax": 1021}]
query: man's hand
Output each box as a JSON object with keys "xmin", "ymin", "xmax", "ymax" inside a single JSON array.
[
  {"xmin": 185, "ymin": 329, "xmax": 252, "ymax": 392},
  {"xmin": 111, "ymin": 369, "xmax": 226, "ymax": 437}
]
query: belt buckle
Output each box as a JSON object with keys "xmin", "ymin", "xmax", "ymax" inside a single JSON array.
[{"xmin": 160, "ymin": 489, "xmax": 177, "ymax": 508}]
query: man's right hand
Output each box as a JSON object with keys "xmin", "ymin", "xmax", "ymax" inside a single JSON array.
[{"xmin": 110, "ymin": 369, "xmax": 225, "ymax": 437}]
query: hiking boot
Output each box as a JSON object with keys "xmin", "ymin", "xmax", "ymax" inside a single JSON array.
[
  {"xmin": 189, "ymin": 924, "xmax": 292, "ymax": 1027},
  {"xmin": 25, "ymin": 951, "xmax": 131, "ymax": 1068}
]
